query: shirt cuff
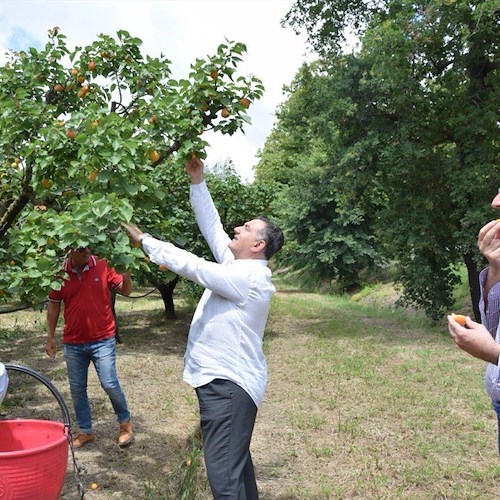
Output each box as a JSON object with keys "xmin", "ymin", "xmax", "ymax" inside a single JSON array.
[{"xmin": 189, "ymin": 179, "xmax": 207, "ymax": 191}]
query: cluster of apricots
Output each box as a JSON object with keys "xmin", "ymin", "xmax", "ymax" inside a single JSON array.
[
  {"xmin": 206, "ymin": 68, "xmax": 251, "ymax": 118},
  {"xmin": 50, "ymin": 60, "xmax": 96, "ymax": 99},
  {"xmin": 10, "ymin": 157, "xmax": 21, "ymax": 168},
  {"xmin": 218, "ymin": 98, "xmax": 250, "ymax": 120}
]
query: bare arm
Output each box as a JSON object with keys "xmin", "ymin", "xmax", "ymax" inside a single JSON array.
[
  {"xmin": 46, "ymin": 301, "xmax": 61, "ymax": 358},
  {"xmin": 118, "ymin": 272, "xmax": 132, "ymax": 296}
]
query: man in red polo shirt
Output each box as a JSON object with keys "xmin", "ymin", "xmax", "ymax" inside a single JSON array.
[{"xmin": 45, "ymin": 247, "xmax": 134, "ymax": 448}]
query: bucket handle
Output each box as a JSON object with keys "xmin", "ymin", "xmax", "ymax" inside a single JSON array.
[
  {"xmin": 3, "ymin": 364, "xmax": 86, "ymax": 498},
  {"xmin": 3, "ymin": 363, "xmax": 71, "ymax": 428}
]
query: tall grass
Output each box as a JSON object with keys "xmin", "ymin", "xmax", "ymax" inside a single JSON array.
[
  {"xmin": 143, "ymin": 428, "xmax": 207, "ymax": 499},
  {"xmin": 258, "ymin": 275, "xmax": 499, "ymax": 498}
]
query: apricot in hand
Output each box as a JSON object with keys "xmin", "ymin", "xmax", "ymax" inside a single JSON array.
[{"xmin": 451, "ymin": 313, "xmax": 467, "ymax": 326}]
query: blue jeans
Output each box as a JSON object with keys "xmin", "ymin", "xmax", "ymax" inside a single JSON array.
[
  {"xmin": 64, "ymin": 337, "xmax": 130, "ymax": 434},
  {"xmin": 492, "ymin": 401, "xmax": 500, "ymax": 454}
]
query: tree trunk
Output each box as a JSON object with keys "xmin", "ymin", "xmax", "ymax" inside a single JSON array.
[
  {"xmin": 157, "ymin": 276, "xmax": 179, "ymax": 319},
  {"xmin": 464, "ymin": 252, "xmax": 481, "ymax": 322}
]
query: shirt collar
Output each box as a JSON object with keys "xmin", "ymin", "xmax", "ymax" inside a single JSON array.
[
  {"xmin": 229, "ymin": 258, "xmax": 269, "ymax": 266},
  {"xmin": 64, "ymin": 255, "xmax": 97, "ymax": 273}
]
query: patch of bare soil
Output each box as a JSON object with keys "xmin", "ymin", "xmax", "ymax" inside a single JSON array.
[
  {"xmin": 4, "ymin": 289, "xmax": 337, "ymax": 500},
  {"xmin": 1, "ymin": 294, "xmax": 210, "ymax": 499},
  {"xmin": 0, "ymin": 285, "xmax": 492, "ymax": 499}
]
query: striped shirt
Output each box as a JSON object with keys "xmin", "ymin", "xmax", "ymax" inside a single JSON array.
[{"xmin": 479, "ymin": 268, "xmax": 500, "ymax": 402}]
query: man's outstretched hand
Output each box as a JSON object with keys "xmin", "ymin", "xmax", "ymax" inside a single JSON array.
[
  {"xmin": 121, "ymin": 222, "xmax": 144, "ymax": 245},
  {"xmin": 185, "ymin": 157, "xmax": 204, "ymax": 184}
]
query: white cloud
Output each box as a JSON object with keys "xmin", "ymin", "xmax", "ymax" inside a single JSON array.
[{"xmin": 0, "ymin": 0, "xmax": 312, "ymax": 180}]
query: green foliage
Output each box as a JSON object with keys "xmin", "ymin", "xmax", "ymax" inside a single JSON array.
[
  {"xmin": 258, "ymin": 0, "xmax": 499, "ymax": 319},
  {"xmin": 273, "ymin": 155, "xmax": 381, "ymax": 291},
  {"xmin": 0, "ymin": 28, "xmax": 264, "ymax": 307},
  {"xmin": 256, "ymin": 61, "xmax": 385, "ymax": 291},
  {"xmin": 283, "ymin": 0, "xmax": 378, "ymax": 55}
]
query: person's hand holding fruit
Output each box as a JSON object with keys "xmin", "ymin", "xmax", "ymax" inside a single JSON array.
[{"xmin": 448, "ymin": 313, "xmax": 500, "ymax": 364}]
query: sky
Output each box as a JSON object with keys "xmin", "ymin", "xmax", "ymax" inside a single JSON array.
[{"xmin": 0, "ymin": 0, "xmax": 313, "ymax": 182}]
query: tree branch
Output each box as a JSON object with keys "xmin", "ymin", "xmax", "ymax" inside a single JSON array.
[{"xmin": 0, "ymin": 163, "xmax": 34, "ymax": 239}]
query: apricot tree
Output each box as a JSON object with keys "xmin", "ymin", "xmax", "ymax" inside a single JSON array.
[{"xmin": 0, "ymin": 28, "xmax": 264, "ymax": 307}]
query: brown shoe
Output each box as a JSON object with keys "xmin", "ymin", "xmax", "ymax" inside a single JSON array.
[
  {"xmin": 118, "ymin": 422, "xmax": 133, "ymax": 447},
  {"xmin": 72, "ymin": 432, "xmax": 94, "ymax": 449}
]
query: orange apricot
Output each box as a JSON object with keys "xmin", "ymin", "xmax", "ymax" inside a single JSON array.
[
  {"xmin": 88, "ymin": 170, "xmax": 99, "ymax": 182},
  {"xmin": 451, "ymin": 313, "xmax": 467, "ymax": 326},
  {"xmin": 149, "ymin": 150, "xmax": 160, "ymax": 163}
]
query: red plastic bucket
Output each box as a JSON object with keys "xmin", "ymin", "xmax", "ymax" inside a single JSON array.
[{"xmin": 0, "ymin": 419, "xmax": 69, "ymax": 500}]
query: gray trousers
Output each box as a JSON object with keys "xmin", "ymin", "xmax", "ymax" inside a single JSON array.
[{"xmin": 196, "ymin": 379, "xmax": 259, "ymax": 500}]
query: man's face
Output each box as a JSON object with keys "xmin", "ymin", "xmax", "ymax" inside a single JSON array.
[
  {"xmin": 70, "ymin": 247, "xmax": 91, "ymax": 268},
  {"xmin": 228, "ymin": 219, "xmax": 267, "ymax": 259},
  {"xmin": 492, "ymin": 188, "xmax": 500, "ymax": 209}
]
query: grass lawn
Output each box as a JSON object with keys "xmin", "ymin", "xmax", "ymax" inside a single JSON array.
[{"xmin": 1, "ymin": 280, "xmax": 499, "ymax": 499}]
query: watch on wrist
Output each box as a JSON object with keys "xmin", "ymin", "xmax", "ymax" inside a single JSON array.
[{"xmin": 139, "ymin": 233, "xmax": 152, "ymax": 243}]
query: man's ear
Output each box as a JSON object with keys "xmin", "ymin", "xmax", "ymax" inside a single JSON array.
[{"xmin": 251, "ymin": 239, "xmax": 266, "ymax": 255}]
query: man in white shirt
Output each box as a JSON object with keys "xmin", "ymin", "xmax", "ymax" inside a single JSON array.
[{"xmin": 123, "ymin": 157, "xmax": 284, "ymax": 499}]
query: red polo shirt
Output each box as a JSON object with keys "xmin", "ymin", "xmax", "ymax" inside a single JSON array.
[{"xmin": 48, "ymin": 255, "xmax": 123, "ymax": 344}]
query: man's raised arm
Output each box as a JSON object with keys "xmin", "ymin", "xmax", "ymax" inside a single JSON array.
[{"xmin": 185, "ymin": 157, "xmax": 232, "ymax": 263}]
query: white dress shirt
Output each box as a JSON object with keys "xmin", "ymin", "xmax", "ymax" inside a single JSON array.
[{"xmin": 141, "ymin": 181, "xmax": 275, "ymax": 407}]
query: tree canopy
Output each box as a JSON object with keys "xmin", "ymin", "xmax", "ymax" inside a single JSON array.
[
  {"xmin": 0, "ymin": 28, "xmax": 264, "ymax": 307},
  {"xmin": 257, "ymin": 0, "xmax": 499, "ymax": 320}
]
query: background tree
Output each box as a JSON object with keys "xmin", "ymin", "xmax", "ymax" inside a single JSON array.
[
  {"xmin": 0, "ymin": 28, "xmax": 264, "ymax": 309},
  {"xmin": 256, "ymin": 60, "xmax": 384, "ymax": 291},
  {"xmin": 128, "ymin": 158, "xmax": 276, "ymax": 319},
  {"xmin": 257, "ymin": 0, "xmax": 499, "ymax": 320}
]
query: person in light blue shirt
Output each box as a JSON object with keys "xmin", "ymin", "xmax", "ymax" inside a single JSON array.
[
  {"xmin": 123, "ymin": 157, "xmax": 284, "ymax": 499},
  {"xmin": 448, "ymin": 187, "xmax": 500, "ymax": 451}
]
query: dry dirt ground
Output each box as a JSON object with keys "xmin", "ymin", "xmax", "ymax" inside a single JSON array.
[
  {"xmin": 1, "ymin": 291, "xmax": 207, "ymax": 499},
  {"xmin": 2, "ymin": 290, "xmax": 328, "ymax": 500},
  {"xmin": 1, "ymin": 285, "xmax": 497, "ymax": 499}
]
